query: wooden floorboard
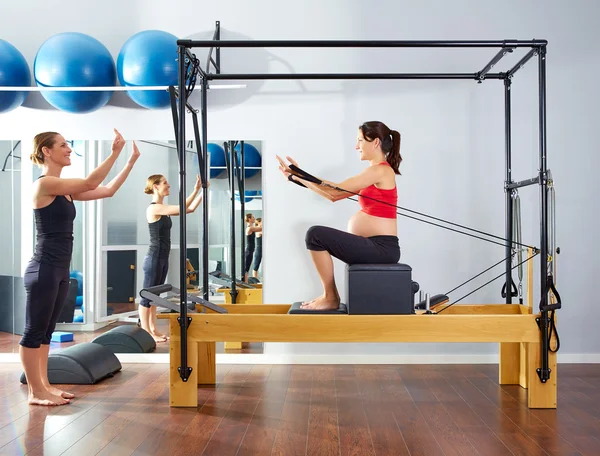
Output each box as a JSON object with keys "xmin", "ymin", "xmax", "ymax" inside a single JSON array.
[{"xmin": 0, "ymin": 363, "xmax": 598, "ymax": 455}]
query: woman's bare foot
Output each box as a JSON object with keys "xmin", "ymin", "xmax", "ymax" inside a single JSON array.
[
  {"xmin": 45, "ymin": 385, "xmax": 75, "ymax": 399},
  {"xmin": 151, "ymin": 333, "xmax": 167, "ymax": 343},
  {"xmin": 153, "ymin": 331, "xmax": 169, "ymax": 340},
  {"xmin": 29, "ymin": 390, "xmax": 70, "ymax": 406},
  {"xmin": 301, "ymin": 294, "xmax": 324, "ymax": 306},
  {"xmin": 300, "ymin": 295, "xmax": 340, "ymax": 311}
]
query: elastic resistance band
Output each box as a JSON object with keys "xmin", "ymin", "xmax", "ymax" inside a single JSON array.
[{"xmin": 288, "ymin": 164, "xmax": 537, "ymax": 251}]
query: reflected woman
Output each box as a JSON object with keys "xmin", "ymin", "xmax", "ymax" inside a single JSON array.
[{"xmin": 139, "ymin": 174, "xmax": 207, "ymax": 341}]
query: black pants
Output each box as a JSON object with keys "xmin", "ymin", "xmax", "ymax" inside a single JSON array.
[
  {"xmin": 140, "ymin": 255, "xmax": 169, "ymax": 308},
  {"xmin": 20, "ymin": 260, "xmax": 70, "ymax": 349},
  {"xmin": 253, "ymin": 238, "xmax": 262, "ymax": 272},
  {"xmin": 244, "ymin": 247, "xmax": 254, "ymax": 274},
  {"xmin": 305, "ymin": 225, "xmax": 400, "ymax": 265}
]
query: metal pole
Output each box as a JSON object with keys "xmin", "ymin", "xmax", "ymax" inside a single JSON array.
[
  {"xmin": 177, "ymin": 44, "xmax": 190, "ymax": 382},
  {"xmin": 537, "ymin": 45, "xmax": 551, "ymax": 383},
  {"xmin": 178, "ymin": 39, "xmax": 547, "ymax": 49},
  {"xmin": 240, "ymin": 142, "xmax": 246, "ymax": 282},
  {"xmin": 228, "ymin": 141, "xmax": 238, "ymax": 303},
  {"xmin": 200, "ymin": 77, "xmax": 209, "ymax": 301},
  {"xmin": 504, "ymin": 77, "xmax": 513, "ymax": 304}
]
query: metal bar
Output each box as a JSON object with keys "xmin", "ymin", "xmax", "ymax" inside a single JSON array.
[
  {"xmin": 205, "ymin": 21, "xmax": 221, "ymax": 74},
  {"xmin": 177, "ymin": 44, "xmax": 191, "ymax": 382},
  {"xmin": 239, "ymin": 142, "xmax": 246, "ymax": 281},
  {"xmin": 216, "ymin": 21, "xmax": 221, "ymax": 74},
  {"xmin": 227, "ymin": 141, "xmax": 238, "ymax": 303},
  {"xmin": 200, "ymin": 76, "xmax": 209, "ymax": 301},
  {"xmin": 537, "ymin": 45, "xmax": 551, "ymax": 383},
  {"xmin": 178, "ymin": 39, "xmax": 547, "ymax": 48},
  {"xmin": 206, "ymin": 73, "xmax": 506, "ymax": 81},
  {"xmin": 507, "ymin": 49, "xmax": 537, "ymax": 79},
  {"xmin": 139, "ymin": 139, "xmax": 197, "ymax": 155},
  {"xmin": 504, "ymin": 77, "xmax": 513, "ymax": 304},
  {"xmin": 168, "ymin": 87, "xmax": 179, "ymax": 157},
  {"xmin": 477, "ymin": 47, "xmax": 515, "ymax": 80},
  {"xmin": 506, "ymin": 176, "xmax": 540, "ymax": 189}
]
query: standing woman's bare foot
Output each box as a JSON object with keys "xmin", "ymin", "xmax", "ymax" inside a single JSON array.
[
  {"xmin": 151, "ymin": 333, "xmax": 167, "ymax": 343},
  {"xmin": 29, "ymin": 390, "xmax": 70, "ymax": 406}
]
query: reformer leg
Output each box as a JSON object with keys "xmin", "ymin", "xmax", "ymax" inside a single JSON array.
[
  {"xmin": 197, "ymin": 342, "xmax": 216, "ymax": 385},
  {"xmin": 527, "ymin": 341, "xmax": 557, "ymax": 408},
  {"xmin": 499, "ymin": 342, "xmax": 522, "ymax": 385},
  {"xmin": 169, "ymin": 319, "xmax": 198, "ymax": 407}
]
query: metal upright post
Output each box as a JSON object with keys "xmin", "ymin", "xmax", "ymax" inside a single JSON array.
[
  {"xmin": 537, "ymin": 44, "xmax": 551, "ymax": 382},
  {"xmin": 200, "ymin": 76, "xmax": 209, "ymax": 301},
  {"xmin": 240, "ymin": 142, "xmax": 245, "ymax": 281},
  {"xmin": 177, "ymin": 44, "xmax": 191, "ymax": 381},
  {"xmin": 504, "ymin": 76, "xmax": 513, "ymax": 304},
  {"xmin": 228, "ymin": 141, "xmax": 238, "ymax": 303}
]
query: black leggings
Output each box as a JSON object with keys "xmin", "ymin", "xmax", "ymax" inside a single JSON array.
[
  {"xmin": 140, "ymin": 255, "xmax": 169, "ymax": 308},
  {"xmin": 244, "ymin": 247, "xmax": 254, "ymax": 274},
  {"xmin": 305, "ymin": 225, "xmax": 400, "ymax": 265},
  {"xmin": 253, "ymin": 238, "xmax": 262, "ymax": 272},
  {"xmin": 20, "ymin": 260, "xmax": 70, "ymax": 349}
]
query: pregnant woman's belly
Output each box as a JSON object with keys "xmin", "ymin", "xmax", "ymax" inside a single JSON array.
[{"xmin": 347, "ymin": 210, "xmax": 397, "ymax": 238}]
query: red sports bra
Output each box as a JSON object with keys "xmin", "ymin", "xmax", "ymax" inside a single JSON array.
[{"xmin": 357, "ymin": 162, "xmax": 397, "ymax": 219}]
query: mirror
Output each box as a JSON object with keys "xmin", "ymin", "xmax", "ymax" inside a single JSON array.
[
  {"xmin": 0, "ymin": 140, "xmax": 21, "ymax": 353},
  {"xmin": 1, "ymin": 137, "xmax": 263, "ymax": 356},
  {"xmin": 96, "ymin": 138, "xmax": 263, "ymax": 353}
]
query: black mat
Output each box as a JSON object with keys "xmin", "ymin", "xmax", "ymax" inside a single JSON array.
[{"xmin": 288, "ymin": 301, "xmax": 348, "ymax": 314}]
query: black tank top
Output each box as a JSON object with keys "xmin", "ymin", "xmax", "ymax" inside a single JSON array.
[
  {"xmin": 32, "ymin": 176, "xmax": 76, "ymax": 268},
  {"xmin": 147, "ymin": 203, "xmax": 172, "ymax": 258},
  {"xmin": 246, "ymin": 230, "xmax": 255, "ymax": 251}
]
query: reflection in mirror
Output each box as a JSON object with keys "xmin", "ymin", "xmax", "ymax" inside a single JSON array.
[
  {"xmin": 203, "ymin": 141, "xmax": 263, "ymax": 305},
  {"xmin": 97, "ymin": 139, "xmax": 205, "ymax": 348},
  {"xmin": 0, "ymin": 140, "xmax": 21, "ymax": 353},
  {"xmin": 201, "ymin": 140, "xmax": 263, "ymax": 353},
  {"xmin": 95, "ymin": 138, "xmax": 263, "ymax": 354}
]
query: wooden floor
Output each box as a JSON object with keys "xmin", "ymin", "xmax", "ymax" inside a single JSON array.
[{"xmin": 0, "ymin": 363, "xmax": 598, "ymax": 455}]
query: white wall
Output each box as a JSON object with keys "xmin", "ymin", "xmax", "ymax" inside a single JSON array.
[{"xmin": 1, "ymin": 0, "xmax": 598, "ymax": 358}]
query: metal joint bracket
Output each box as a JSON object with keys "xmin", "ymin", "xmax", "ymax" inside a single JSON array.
[
  {"xmin": 178, "ymin": 366, "xmax": 193, "ymax": 382},
  {"xmin": 178, "ymin": 315, "xmax": 193, "ymax": 329}
]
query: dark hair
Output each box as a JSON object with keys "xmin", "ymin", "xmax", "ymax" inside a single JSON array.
[
  {"xmin": 31, "ymin": 132, "xmax": 59, "ymax": 166},
  {"xmin": 359, "ymin": 121, "xmax": 402, "ymax": 175}
]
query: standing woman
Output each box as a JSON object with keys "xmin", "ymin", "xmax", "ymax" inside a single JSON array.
[
  {"xmin": 139, "ymin": 173, "xmax": 206, "ymax": 342},
  {"xmin": 252, "ymin": 218, "xmax": 263, "ymax": 280},
  {"xmin": 21, "ymin": 129, "xmax": 139, "ymax": 406},
  {"xmin": 243, "ymin": 213, "xmax": 262, "ymax": 283}
]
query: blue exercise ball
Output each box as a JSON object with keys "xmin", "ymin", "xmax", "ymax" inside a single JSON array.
[
  {"xmin": 207, "ymin": 143, "xmax": 226, "ymax": 178},
  {"xmin": 235, "ymin": 191, "xmax": 253, "ymax": 203},
  {"xmin": 0, "ymin": 40, "xmax": 31, "ymax": 113},
  {"xmin": 69, "ymin": 270, "xmax": 83, "ymax": 296},
  {"xmin": 234, "ymin": 143, "xmax": 262, "ymax": 178},
  {"xmin": 34, "ymin": 32, "xmax": 116, "ymax": 113},
  {"xmin": 117, "ymin": 30, "xmax": 178, "ymax": 109}
]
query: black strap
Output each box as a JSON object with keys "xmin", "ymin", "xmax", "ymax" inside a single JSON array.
[
  {"xmin": 540, "ymin": 275, "xmax": 561, "ymax": 311},
  {"xmin": 501, "ymin": 279, "xmax": 518, "ymax": 298},
  {"xmin": 289, "ymin": 164, "xmax": 323, "ymax": 185},
  {"xmin": 288, "ymin": 174, "xmax": 307, "ymax": 188}
]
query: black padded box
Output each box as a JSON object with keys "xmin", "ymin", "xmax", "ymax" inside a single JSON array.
[{"xmin": 345, "ymin": 263, "xmax": 414, "ymax": 315}]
